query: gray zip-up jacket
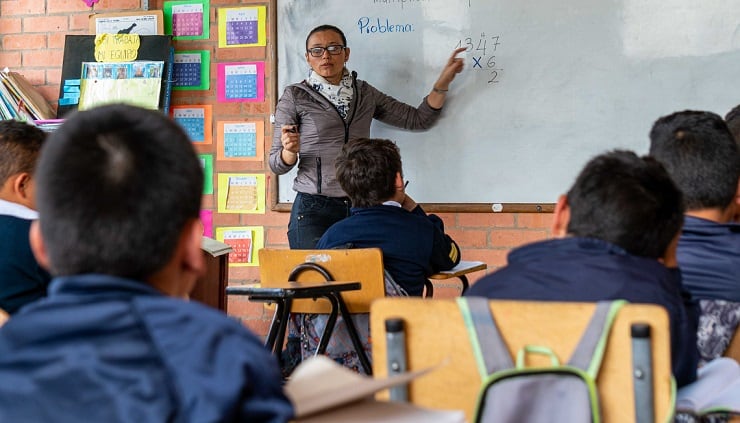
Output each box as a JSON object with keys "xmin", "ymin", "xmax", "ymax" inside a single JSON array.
[{"xmin": 270, "ymin": 72, "xmax": 442, "ymax": 197}]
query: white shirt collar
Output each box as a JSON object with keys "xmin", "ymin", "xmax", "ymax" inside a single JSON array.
[
  {"xmin": 382, "ymin": 200, "xmax": 402, "ymax": 208},
  {"xmin": 0, "ymin": 198, "xmax": 38, "ymax": 219}
]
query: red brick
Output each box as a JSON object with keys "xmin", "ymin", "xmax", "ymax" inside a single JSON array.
[
  {"xmin": 69, "ymin": 13, "xmax": 91, "ymax": 31},
  {"xmin": 226, "ymin": 296, "xmax": 267, "ymax": 319},
  {"xmin": 0, "ymin": 51, "xmax": 22, "ymax": 69},
  {"xmin": 47, "ymin": 0, "xmax": 141, "ymax": 13},
  {"xmin": 458, "ymin": 212, "xmax": 516, "ymax": 228},
  {"xmin": 240, "ymin": 318, "xmax": 273, "ymax": 339},
  {"xmin": 22, "ymin": 49, "xmax": 63, "ymax": 68},
  {"xmin": 461, "ymin": 248, "xmax": 509, "ymax": 268},
  {"xmin": 265, "ymin": 227, "xmax": 289, "ymax": 246},
  {"xmin": 3, "ymin": 34, "xmax": 46, "ymax": 50},
  {"xmin": 217, "ymin": 161, "xmax": 265, "ymax": 173},
  {"xmin": 48, "ymin": 32, "xmax": 68, "ymax": 49},
  {"xmin": 1, "ymin": 0, "xmax": 46, "ymax": 15},
  {"xmin": 213, "ymin": 213, "xmax": 242, "ymax": 226},
  {"xmin": 517, "ymin": 212, "xmax": 554, "ymax": 229},
  {"xmin": 0, "ymin": 17, "xmax": 22, "ymax": 34},
  {"xmin": 215, "ymin": 47, "xmax": 268, "ymax": 61},
  {"xmin": 490, "ymin": 229, "xmax": 548, "ymax": 248},
  {"xmin": 36, "ymin": 85, "xmax": 60, "ymax": 108},
  {"xmin": 23, "ymin": 16, "xmax": 69, "ymax": 32},
  {"xmin": 47, "ymin": 68, "xmax": 62, "ymax": 86},
  {"xmin": 242, "ymin": 102, "xmax": 270, "ymax": 114},
  {"xmin": 16, "ymin": 68, "xmax": 45, "ymax": 85},
  {"xmin": 228, "ymin": 266, "xmax": 260, "ymax": 282},
  {"xmin": 447, "ymin": 228, "xmax": 488, "ymax": 248}
]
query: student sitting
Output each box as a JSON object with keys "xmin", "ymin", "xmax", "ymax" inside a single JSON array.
[
  {"xmin": 286, "ymin": 137, "xmax": 461, "ymax": 374},
  {"xmin": 0, "ymin": 105, "xmax": 294, "ymax": 422},
  {"xmin": 317, "ymin": 137, "xmax": 461, "ymax": 295},
  {"xmin": 466, "ymin": 150, "xmax": 698, "ymax": 387},
  {"xmin": 649, "ymin": 110, "xmax": 740, "ymax": 364},
  {"xmin": 0, "ymin": 120, "xmax": 51, "ymax": 314}
]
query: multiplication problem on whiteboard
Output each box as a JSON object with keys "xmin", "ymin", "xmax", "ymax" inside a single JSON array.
[{"xmin": 455, "ymin": 33, "xmax": 502, "ymax": 84}]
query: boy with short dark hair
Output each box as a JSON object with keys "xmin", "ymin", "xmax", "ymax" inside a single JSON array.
[
  {"xmin": 0, "ymin": 105, "xmax": 293, "ymax": 422},
  {"xmin": 0, "ymin": 120, "xmax": 51, "ymax": 314},
  {"xmin": 466, "ymin": 150, "xmax": 698, "ymax": 387},
  {"xmin": 318, "ymin": 137, "xmax": 461, "ymax": 296},
  {"xmin": 650, "ymin": 110, "xmax": 740, "ymax": 363}
]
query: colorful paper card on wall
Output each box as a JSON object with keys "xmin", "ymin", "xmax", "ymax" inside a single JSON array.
[
  {"xmin": 217, "ymin": 6, "xmax": 267, "ymax": 48},
  {"xmin": 90, "ymin": 10, "xmax": 164, "ymax": 35},
  {"xmin": 215, "ymin": 226, "xmax": 264, "ymax": 267},
  {"xmin": 198, "ymin": 154, "xmax": 213, "ymax": 194},
  {"xmin": 163, "ymin": 0, "xmax": 209, "ymax": 40},
  {"xmin": 199, "ymin": 209, "xmax": 213, "ymax": 238},
  {"xmin": 78, "ymin": 61, "xmax": 163, "ymax": 110},
  {"xmin": 217, "ymin": 62, "xmax": 264, "ymax": 102},
  {"xmin": 171, "ymin": 105, "xmax": 212, "ymax": 144},
  {"xmin": 217, "ymin": 173, "xmax": 265, "ymax": 214},
  {"xmin": 173, "ymin": 50, "xmax": 210, "ymax": 90},
  {"xmin": 217, "ymin": 121, "xmax": 264, "ymax": 161}
]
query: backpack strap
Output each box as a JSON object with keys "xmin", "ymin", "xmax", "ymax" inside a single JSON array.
[
  {"xmin": 568, "ymin": 300, "xmax": 626, "ymax": 377},
  {"xmin": 458, "ymin": 297, "xmax": 514, "ymax": 378}
]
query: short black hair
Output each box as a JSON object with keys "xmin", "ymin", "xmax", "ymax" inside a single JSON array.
[
  {"xmin": 35, "ymin": 104, "xmax": 203, "ymax": 279},
  {"xmin": 725, "ymin": 104, "xmax": 740, "ymax": 143},
  {"xmin": 649, "ymin": 110, "xmax": 740, "ymax": 211},
  {"xmin": 335, "ymin": 138, "xmax": 401, "ymax": 208},
  {"xmin": 566, "ymin": 150, "xmax": 684, "ymax": 259},
  {"xmin": 0, "ymin": 120, "xmax": 46, "ymax": 183},
  {"xmin": 305, "ymin": 24, "xmax": 347, "ymax": 50}
]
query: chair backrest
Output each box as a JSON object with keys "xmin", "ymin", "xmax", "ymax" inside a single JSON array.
[
  {"xmin": 259, "ymin": 248, "xmax": 386, "ymax": 314},
  {"xmin": 725, "ymin": 326, "xmax": 740, "ymax": 362},
  {"xmin": 370, "ymin": 298, "xmax": 673, "ymax": 423}
]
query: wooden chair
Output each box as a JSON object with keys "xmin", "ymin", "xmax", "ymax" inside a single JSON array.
[
  {"xmin": 725, "ymin": 325, "xmax": 740, "ymax": 363},
  {"xmin": 371, "ymin": 298, "xmax": 674, "ymax": 422},
  {"xmin": 228, "ymin": 248, "xmax": 388, "ymax": 374},
  {"xmin": 258, "ymin": 248, "xmax": 386, "ymax": 314}
]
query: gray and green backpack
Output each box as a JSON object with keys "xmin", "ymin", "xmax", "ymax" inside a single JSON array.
[{"xmin": 458, "ymin": 297, "xmax": 625, "ymax": 423}]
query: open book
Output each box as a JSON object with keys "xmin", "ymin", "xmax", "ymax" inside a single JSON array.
[
  {"xmin": 285, "ymin": 356, "xmax": 465, "ymax": 423},
  {"xmin": 676, "ymin": 357, "xmax": 740, "ymax": 417}
]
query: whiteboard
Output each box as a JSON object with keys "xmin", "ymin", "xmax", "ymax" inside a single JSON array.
[{"xmin": 275, "ymin": 0, "xmax": 740, "ymax": 208}]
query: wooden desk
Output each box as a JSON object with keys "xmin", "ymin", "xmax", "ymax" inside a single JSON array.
[
  {"xmin": 425, "ymin": 260, "xmax": 487, "ymax": 298},
  {"xmin": 190, "ymin": 237, "xmax": 232, "ymax": 311},
  {"xmin": 225, "ymin": 280, "xmax": 372, "ymax": 374}
]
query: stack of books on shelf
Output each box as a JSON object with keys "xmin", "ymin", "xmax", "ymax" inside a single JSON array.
[{"xmin": 0, "ymin": 69, "xmax": 56, "ymax": 122}]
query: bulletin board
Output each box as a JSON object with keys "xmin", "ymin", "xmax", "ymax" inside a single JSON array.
[{"xmin": 273, "ymin": 0, "xmax": 740, "ymax": 212}]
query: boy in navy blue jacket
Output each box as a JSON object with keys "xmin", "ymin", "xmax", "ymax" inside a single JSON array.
[
  {"xmin": 467, "ymin": 150, "xmax": 699, "ymax": 387},
  {"xmin": 318, "ymin": 137, "xmax": 460, "ymax": 296},
  {"xmin": 0, "ymin": 120, "xmax": 51, "ymax": 314},
  {"xmin": 0, "ymin": 105, "xmax": 293, "ymax": 422},
  {"xmin": 650, "ymin": 110, "xmax": 740, "ymax": 364}
]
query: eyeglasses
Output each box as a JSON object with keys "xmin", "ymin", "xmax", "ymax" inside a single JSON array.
[{"xmin": 307, "ymin": 45, "xmax": 346, "ymax": 57}]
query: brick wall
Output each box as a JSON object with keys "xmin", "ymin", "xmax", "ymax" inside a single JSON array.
[{"xmin": 0, "ymin": 0, "xmax": 552, "ymax": 337}]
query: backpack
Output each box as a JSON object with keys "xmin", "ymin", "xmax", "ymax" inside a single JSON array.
[{"xmin": 458, "ymin": 297, "xmax": 625, "ymax": 423}]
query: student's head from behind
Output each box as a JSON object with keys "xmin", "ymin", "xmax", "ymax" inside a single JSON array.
[
  {"xmin": 553, "ymin": 150, "xmax": 684, "ymax": 260},
  {"xmin": 31, "ymin": 105, "xmax": 205, "ymax": 296},
  {"xmin": 725, "ymin": 104, "xmax": 740, "ymax": 144},
  {"xmin": 0, "ymin": 120, "xmax": 47, "ymax": 210},
  {"xmin": 335, "ymin": 138, "xmax": 402, "ymax": 208},
  {"xmin": 649, "ymin": 110, "xmax": 740, "ymax": 215}
]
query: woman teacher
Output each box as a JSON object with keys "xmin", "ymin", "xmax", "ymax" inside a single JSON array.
[{"xmin": 270, "ymin": 24, "xmax": 465, "ymax": 249}]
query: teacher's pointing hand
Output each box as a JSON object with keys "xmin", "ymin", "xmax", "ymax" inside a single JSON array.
[{"xmin": 428, "ymin": 47, "xmax": 467, "ymax": 109}]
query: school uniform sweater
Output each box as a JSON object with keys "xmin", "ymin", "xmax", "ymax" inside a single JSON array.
[
  {"xmin": 0, "ymin": 200, "xmax": 51, "ymax": 314},
  {"xmin": 676, "ymin": 216, "xmax": 740, "ymax": 301},
  {"xmin": 0, "ymin": 274, "xmax": 294, "ymax": 423},
  {"xmin": 317, "ymin": 204, "xmax": 460, "ymax": 296}
]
